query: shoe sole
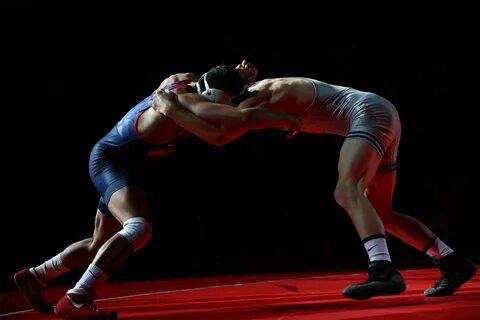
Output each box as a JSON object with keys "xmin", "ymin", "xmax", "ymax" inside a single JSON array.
[{"xmin": 344, "ymin": 274, "xmax": 407, "ymax": 300}]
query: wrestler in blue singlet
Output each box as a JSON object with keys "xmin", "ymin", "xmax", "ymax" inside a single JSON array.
[{"xmin": 89, "ymin": 80, "xmax": 192, "ymax": 215}]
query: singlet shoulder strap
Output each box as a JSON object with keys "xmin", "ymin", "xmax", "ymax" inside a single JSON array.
[{"xmin": 162, "ymin": 79, "xmax": 193, "ymax": 92}]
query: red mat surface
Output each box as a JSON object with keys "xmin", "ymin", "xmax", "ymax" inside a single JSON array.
[{"xmin": 1, "ymin": 267, "xmax": 479, "ymax": 319}]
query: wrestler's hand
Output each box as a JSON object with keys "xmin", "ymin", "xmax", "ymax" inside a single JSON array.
[
  {"xmin": 236, "ymin": 60, "xmax": 257, "ymax": 85},
  {"xmin": 151, "ymin": 89, "xmax": 177, "ymax": 115}
]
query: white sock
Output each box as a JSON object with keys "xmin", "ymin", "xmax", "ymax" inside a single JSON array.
[
  {"xmin": 426, "ymin": 238, "xmax": 454, "ymax": 259},
  {"xmin": 67, "ymin": 264, "xmax": 107, "ymax": 297},
  {"xmin": 30, "ymin": 253, "xmax": 69, "ymax": 286},
  {"xmin": 363, "ymin": 235, "xmax": 392, "ymax": 262}
]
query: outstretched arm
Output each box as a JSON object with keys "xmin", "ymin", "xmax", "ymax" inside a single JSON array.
[
  {"xmin": 151, "ymin": 90, "xmax": 247, "ymax": 146},
  {"xmin": 174, "ymin": 93, "xmax": 300, "ymax": 130},
  {"xmin": 152, "ymin": 90, "xmax": 301, "ymax": 145}
]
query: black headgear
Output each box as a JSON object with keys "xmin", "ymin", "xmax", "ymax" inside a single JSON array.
[{"xmin": 196, "ymin": 72, "xmax": 244, "ymax": 105}]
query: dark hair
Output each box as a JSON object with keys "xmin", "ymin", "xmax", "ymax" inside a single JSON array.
[{"xmin": 204, "ymin": 64, "xmax": 244, "ymax": 96}]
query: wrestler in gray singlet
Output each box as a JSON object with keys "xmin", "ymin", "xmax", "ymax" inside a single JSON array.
[{"xmin": 299, "ymin": 79, "xmax": 401, "ymax": 171}]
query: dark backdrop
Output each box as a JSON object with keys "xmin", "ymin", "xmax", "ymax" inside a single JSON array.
[{"xmin": 2, "ymin": 3, "xmax": 479, "ymax": 292}]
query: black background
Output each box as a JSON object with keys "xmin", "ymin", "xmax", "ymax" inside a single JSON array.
[{"xmin": 1, "ymin": 2, "xmax": 479, "ymax": 292}]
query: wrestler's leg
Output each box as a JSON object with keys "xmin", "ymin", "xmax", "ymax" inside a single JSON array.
[
  {"xmin": 55, "ymin": 185, "xmax": 152, "ymax": 319},
  {"xmin": 334, "ymin": 138, "xmax": 384, "ymax": 239},
  {"xmin": 14, "ymin": 209, "xmax": 121, "ymax": 313},
  {"xmin": 89, "ymin": 185, "xmax": 152, "ymax": 274},
  {"xmin": 61, "ymin": 210, "xmax": 122, "ymax": 269},
  {"xmin": 334, "ymin": 138, "xmax": 406, "ymax": 299},
  {"xmin": 368, "ymin": 171, "xmax": 477, "ymax": 297},
  {"xmin": 366, "ymin": 172, "xmax": 434, "ymax": 250}
]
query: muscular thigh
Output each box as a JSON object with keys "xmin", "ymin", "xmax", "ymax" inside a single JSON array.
[
  {"xmin": 338, "ymin": 138, "xmax": 382, "ymax": 191},
  {"xmin": 107, "ymin": 185, "xmax": 151, "ymax": 224},
  {"xmin": 346, "ymin": 99, "xmax": 401, "ymax": 172}
]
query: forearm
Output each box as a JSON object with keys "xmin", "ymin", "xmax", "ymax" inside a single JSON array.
[
  {"xmin": 153, "ymin": 92, "xmax": 249, "ymax": 145},
  {"xmin": 174, "ymin": 97, "xmax": 245, "ymax": 127},
  {"xmin": 240, "ymin": 107, "xmax": 300, "ymax": 130},
  {"xmin": 163, "ymin": 106, "xmax": 246, "ymax": 146}
]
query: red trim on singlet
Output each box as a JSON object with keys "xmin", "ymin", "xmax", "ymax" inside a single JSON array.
[
  {"xmin": 133, "ymin": 108, "xmax": 148, "ymax": 141},
  {"xmin": 163, "ymin": 79, "xmax": 194, "ymax": 91},
  {"xmin": 133, "ymin": 106, "xmax": 190, "ymax": 145}
]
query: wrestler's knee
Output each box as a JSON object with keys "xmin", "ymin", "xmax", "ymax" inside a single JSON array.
[
  {"xmin": 73, "ymin": 238, "xmax": 100, "ymax": 261},
  {"xmin": 334, "ymin": 180, "xmax": 361, "ymax": 211},
  {"xmin": 82, "ymin": 237, "xmax": 94, "ymax": 249},
  {"xmin": 118, "ymin": 217, "xmax": 153, "ymax": 251},
  {"xmin": 88, "ymin": 235, "xmax": 109, "ymax": 254}
]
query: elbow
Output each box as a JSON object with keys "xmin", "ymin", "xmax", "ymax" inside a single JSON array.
[
  {"xmin": 202, "ymin": 126, "xmax": 242, "ymax": 147},
  {"xmin": 210, "ymin": 127, "xmax": 232, "ymax": 146},
  {"xmin": 210, "ymin": 134, "xmax": 229, "ymax": 147}
]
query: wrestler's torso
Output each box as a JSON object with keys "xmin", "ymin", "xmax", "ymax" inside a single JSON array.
[
  {"xmin": 136, "ymin": 73, "xmax": 199, "ymax": 145},
  {"xmin": 96, "ymin": 73, "xmax": 197, "ymax": 154},
  {"xmin": 248, "ymin": 77, "xmax": 387, "ymax": 135}
]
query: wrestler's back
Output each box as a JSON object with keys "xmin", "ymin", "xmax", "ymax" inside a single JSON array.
[
  {"xmin": 98, "ymin": 73, "xmax": 196, "ymax": 150},
  {"xmin": 248, "ymin": 78, "xmax": 316, "ymax": 113},
  {"xmin": 250, "ymin": 77, "xmax": 383, "ymax": 135}
]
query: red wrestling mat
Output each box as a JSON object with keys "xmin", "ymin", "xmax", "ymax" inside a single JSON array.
[{"xmin": 1, "ymin": 267, "xmax": 479, "ymax": 320}]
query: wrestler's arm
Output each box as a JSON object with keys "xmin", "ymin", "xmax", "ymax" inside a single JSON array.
[
  {"xmin": 151, "ymin": 90, "xmax": 247, "ymax": 146},
  {"xmin": 165, "ymin": 108, "xmax": 244, "ymax": 146},
  {"xmin": 152, "ymin": 91, "xmax": 300, "ymax": 145},
  {"xmin": 161, "ymin": 92, "xmax": 300, "ymax": 131},
  {"xmin": 175, "ymin": 93, "xmax": 248, "ymax": 127}
]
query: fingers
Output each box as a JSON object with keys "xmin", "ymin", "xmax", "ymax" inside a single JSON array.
[
  {"xmin": 237, "ymin": 60, "xmax": 255, "ymax": 70},
  {"xmin": 242, "ymin": 60, "xmax": 252, "ymax": 68},
  {"xmin": 154, "ymin": 89, "xmax": 174, "ymax": 99},
  {"xmin": 236, "ymin": 60, "xmax": 247, "ymax": 69},
  {"xmin": 236, "ymin": 60, "xmax": 258, "ymax": 84}
]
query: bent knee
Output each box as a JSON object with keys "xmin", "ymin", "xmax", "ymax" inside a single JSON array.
[
  {"xmin": 334, "ymin": 181, "xmax": 362, "ymax": 209},
  {"xmin": 118, "ymin": 217, "xmax": 153, "ymax": 251},
  {"xmin": 83, "ymin": 238, "xmax": 104, "ymax": 258},
  {"xmin": 85, "ymin": 238, "xmax": 98, "ymax": 250}
]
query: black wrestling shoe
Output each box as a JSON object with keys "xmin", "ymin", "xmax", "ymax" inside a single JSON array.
[
  {"xmin": 343, "ymin": 260, "xmax": 407, "ymax": 300},
  {"xmin": 424, "ymin": 252, "xmax": 477, "ymax": 297}
]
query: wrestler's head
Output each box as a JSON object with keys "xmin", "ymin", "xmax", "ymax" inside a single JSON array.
[{"xmin": 196, "ymin": 64, "xmax": 245, "ymax": 105}]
